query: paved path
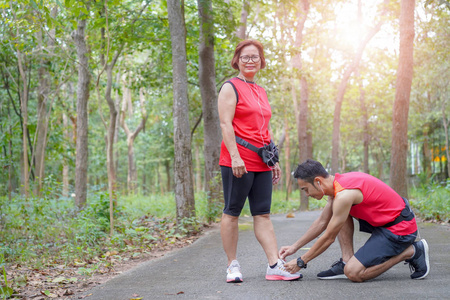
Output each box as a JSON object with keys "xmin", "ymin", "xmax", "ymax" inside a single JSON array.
[{"xmin": 81, "ymin": 211, "xmax": 450, "ymax": 300}]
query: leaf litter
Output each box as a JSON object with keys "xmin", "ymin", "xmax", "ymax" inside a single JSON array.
[{"xmin": 3, "ymin": 218, "xmax": 217, "ymax": 299}]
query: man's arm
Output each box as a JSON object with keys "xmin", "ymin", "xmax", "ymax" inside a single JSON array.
[
  {"xmin": 279, "ymin": 199, "xmax": 333, "ymax": 259},
  {"xmin": 284, "ymin": 189, "xmax": 361, "ymax": 273}
]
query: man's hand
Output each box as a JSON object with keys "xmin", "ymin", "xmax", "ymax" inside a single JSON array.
[
  {"xmin": 284, "ymin": 258, "xmax": 301, "ymax": 274},
  {"xmin": 279, "ymin": 245, "xmax": 296, "ymax": 260}
]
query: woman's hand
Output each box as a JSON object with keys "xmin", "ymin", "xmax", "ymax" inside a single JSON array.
[
  {"xmin": 272, "ymin": 162, "xmax": 281, "ymax": 184},
  {"xmin": 231, "ymin": 156, "xmax": 247, "ymax": 178}
]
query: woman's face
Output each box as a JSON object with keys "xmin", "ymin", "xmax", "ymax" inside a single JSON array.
[{"xmin": 238, "ymin": 45, "xmax": 261, "ymax": 78}]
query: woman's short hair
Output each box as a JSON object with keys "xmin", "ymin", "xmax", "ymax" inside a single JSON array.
[{"xmin": 231, "ymin": 39, "xmax": 266, "ymax": 70}]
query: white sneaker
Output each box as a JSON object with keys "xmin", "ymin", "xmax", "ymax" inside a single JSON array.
[
  {"xmin": 226, "ymin": 260, "xmax": 243, "ymax": 283},
  {"xmin": 266, "ymin": 258, "xmax": 302, "ymax": 281}
]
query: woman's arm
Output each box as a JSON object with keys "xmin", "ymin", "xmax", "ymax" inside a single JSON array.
[{"xmin": 218, "ymin": 83, "xmax": 247, "ymax": 178}]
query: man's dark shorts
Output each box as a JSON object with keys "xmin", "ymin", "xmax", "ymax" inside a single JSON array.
[
  {"xmin": 221, "ymin": 166, "xmax": 272, "ymax": 216},
  {"xmin": 354, "ymin": 219, "xmax": 417, "ymax": 268}
]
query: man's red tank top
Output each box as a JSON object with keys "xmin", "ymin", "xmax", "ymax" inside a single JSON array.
[
  {"xmin": 333, "ymin": 172, "xmax": 417, "ymax": 235},
  {"xmin": 219, "ymin": 77, "xmax": 271, "ymax": 172}
]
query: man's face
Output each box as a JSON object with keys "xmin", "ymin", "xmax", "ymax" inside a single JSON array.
[{"xmin": 297, "ymin": 179, "xmax": 324, "ymax": 200}]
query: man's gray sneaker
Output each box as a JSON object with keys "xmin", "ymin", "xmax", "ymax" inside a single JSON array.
[
  {"xmin": 406, "ymin": 239, "xmax": 430, "ymax": 280},
  {"xmin": 317, "ymin": 258, "xmax": 347, "ymax": 280}
]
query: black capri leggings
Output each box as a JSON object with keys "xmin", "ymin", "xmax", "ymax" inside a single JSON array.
[{"xmin": 220, "ymin": 166, "xmax": 273, "ymax": 217}]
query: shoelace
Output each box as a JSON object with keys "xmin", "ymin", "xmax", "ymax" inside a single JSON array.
[
  {"xmin": 277, "ymin": 260, "xmax": 288, "ymax": 271},
  {"xmin": 404, "ymin": 261, "xmax": 417, "ymax": 273},
  {"xmin": 228, "ymin": 264, "xmax": 240, "ymax": 273},
  {"xmin": 331, "ymin": 260, "xmax": 342, "ymax": 268}
]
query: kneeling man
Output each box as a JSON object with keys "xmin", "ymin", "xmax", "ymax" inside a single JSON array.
[{"xmin": 280, "ymin": 159, "xmax": 429, "ymax": 282}]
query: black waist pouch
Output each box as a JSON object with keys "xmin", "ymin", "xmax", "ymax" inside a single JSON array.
[{"xmin": 235, "ymin": 136, "xmax": 279, "ymax": 167}]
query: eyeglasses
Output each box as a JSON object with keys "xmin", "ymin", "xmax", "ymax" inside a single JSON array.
[{"xmin": 239, "ymin": 55, "xmax": 260, "ymax": 63}]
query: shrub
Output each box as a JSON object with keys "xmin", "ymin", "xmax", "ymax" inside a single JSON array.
[{"xmin": 410, "ymin": 179, "xmax": 450, "ymax": 222}]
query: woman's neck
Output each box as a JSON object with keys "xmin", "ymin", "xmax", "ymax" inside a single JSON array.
[{"xmin": 237, "ymin": 73, "xmax": 254, "ymax": 82}]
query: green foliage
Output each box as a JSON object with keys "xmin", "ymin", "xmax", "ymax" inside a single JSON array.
[
  {"xmin": 0, "ymin": 254, "xmax": 14, "ymax": 300},
  {"xmin": 410, "ymin": 179, "xmax": 450, "ymax": 222},
  {"xmin": 0, "ymin": 4, "xmax": 449, "ymax": 291},
  {"xmin": 119, "ymin": 193, "xmax": 176, "ymax": 219},
  {"xmin": 0, "ymin": 187, "xmax": 216, "ymax": 275}
]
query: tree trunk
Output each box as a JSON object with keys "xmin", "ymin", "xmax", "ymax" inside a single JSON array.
[
  {"xmin": 114, "ymin": 74, "xmax": 121, "ymax": 185},
  {"xmin": 276, "ymin": 4, "xmax": 292, "ymax": 198},
  {"xmin": 126, "ymin": 137, "xmax": 137, "ymax": 193},
  {"xmin": 16, "ymin": 47, "xmax": 29, "ymax": 197},
  {"xmin": 167, "ymin": 0, "xmax": 196, "ymax": 221},
  {"xmin": 35, "ymin": 30, "xmax": 48, "ymax": 196},
  {"xmin": 62, "ymin": 82, "xmax": 75, "ymax": 198},
  {"xmin": 120, "ymin": 87, "xmax": 148, "ymax": 195},
  {"xmin": 11, "ymin": 6, "xmax": 31, "ymax": 197},
  {"xmin": 105, "ymin": 63, "xmax": 118, "ymax": 195},
  {"xmin": 7, "ymin": 103, "xmax": 13, "ymax": 200},
  {"xmin": 442, "ymin": 101, "xmax": 450, "ymax": 178},
  {"xmin": 165, "ymin": 160, "xmax": 171, "ymax": 193},
  {"xmin": 291, "ymin": 0, "xmax": 309, "ymax": 211},
  {"xmin": 356, "ymin": 69, "xmax": 370, "ymax": 173},
  {"xmin": 62, "ymin": 112, "xmax": 69, "ymax": 197},
  {"xmin": 284, "ymin": 116, "xmax": 292, "ymax": 197},
  {"xmin": 34, "ymin": 7, "xmax": 57, "ymax": 196},
  {"xmin": 157, "ymin": 162, "xmax": 164, "ymax": 194},
  {"xmin": 73, "ymin": 16, "xmax": 90, "ymax": 209},
  {"xmin": 389, "ymin": 0, "xmax": 415, "ymax": 197},
  {"xmin": 194, "ymin": 144, "xmax": 202, "ymax": 192},
  {"xmin": 198, "ymin": 0, "xmax": 222, "ymax": 222},
  {"xmin": 236, "ymin": 0, "xmax": 249, "ymax": 39},
  {"xmin": 356, "ymin": 0, "xmax": 369, "ymax": 174},
  {"xmin": 104, "ymin": 62, "xmax": 118, "ymax": 235},
  {"xmin": 331, "ymin": 10, "xmax": 384, "ymax": 174},
  {"xmin": 376, "ymin": 152, "xmax": 384, "ymax": 179},
  {"xmin": 422, "ymin": 127, "xmax": 431, "ymax": 178}
]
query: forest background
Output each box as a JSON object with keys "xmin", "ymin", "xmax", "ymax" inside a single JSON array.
[{"xmin": 0, "ymin": 0, "xmax": 449, "ymax": 298}]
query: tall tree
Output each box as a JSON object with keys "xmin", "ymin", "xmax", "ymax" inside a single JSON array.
[
  {"xmin": 390, "ymin": 0, "xmax": 415, "ymax": 197},
  {"xmin": 292, "ymin": 0, "xmax": 310, "ymax": 211},
  {"xmin": 120, "ymin": 86, "xmax": 148, "ymax": 194},
  {"xmin": 197, "ymin": 0, "xmax": 222, "ymax": 222},
  {"xmin": 331, "ymin": 1, "xmax": 386, "ymax": 174},
  {"xmin": 236, "ymin": 0, "xmax": 250, "ymax": 39},
  {"xmin": 356, "ymin": 0, "xmax": 369, "ymax": 174},
  {"xmin": 167, "ymin": 0, "xmax": 195, "ymax": 221},
  {"xmin": 73, "ymin": 10, "xmax": 91, "ymax": 209},
  {"xmin": 442, "ymin": 101, "xmax": 450, "ymax": 178},
  {"xmin": 97, "ymin": 1, "xmax": 150, "ymax": 234},
  {"xmin": 358, "ymin": 71, "xmax": 370, "ymax": 173},
  {"xmin": 34, "ymin": 7, "xmax": 58, "ymax": 195},
  {"xmin": 10, "ymin": 6, "xmax": 30, "ymax": 197}
]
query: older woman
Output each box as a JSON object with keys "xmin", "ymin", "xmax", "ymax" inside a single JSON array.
[{"xmin": 218, "ymin": 39, "xmax": 302, "ymax": 282}]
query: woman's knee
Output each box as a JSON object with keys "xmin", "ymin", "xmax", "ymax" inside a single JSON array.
[
  {"xmin": 221, "ymin": 213, "xmax": 239, "ymax": 224},
  {"xmin": 253, "ymin": 213, "xmax": 270, "ymax": 220}
]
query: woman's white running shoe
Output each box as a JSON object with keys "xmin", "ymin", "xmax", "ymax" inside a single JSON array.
[
  {"xmin": 265, "ymin": 258, "xmax": 302, "ymax": 281},
  {"xmin": 226, "ymin": 260, "xmax": 243, "ymax": 283}
]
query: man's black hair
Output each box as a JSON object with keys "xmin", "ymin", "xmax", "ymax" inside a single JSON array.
[{"xmin": 293, "ymin": 159, "xmax": 330, "ymax": 185}]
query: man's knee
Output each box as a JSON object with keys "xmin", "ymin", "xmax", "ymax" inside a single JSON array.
[
  {"xmin": 344, "ymin": 258, "xmax": 366, "ymax": 282},
  {"xmin": 344, "ymin": 267, "xmax": 364, "ymax": 282}
]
